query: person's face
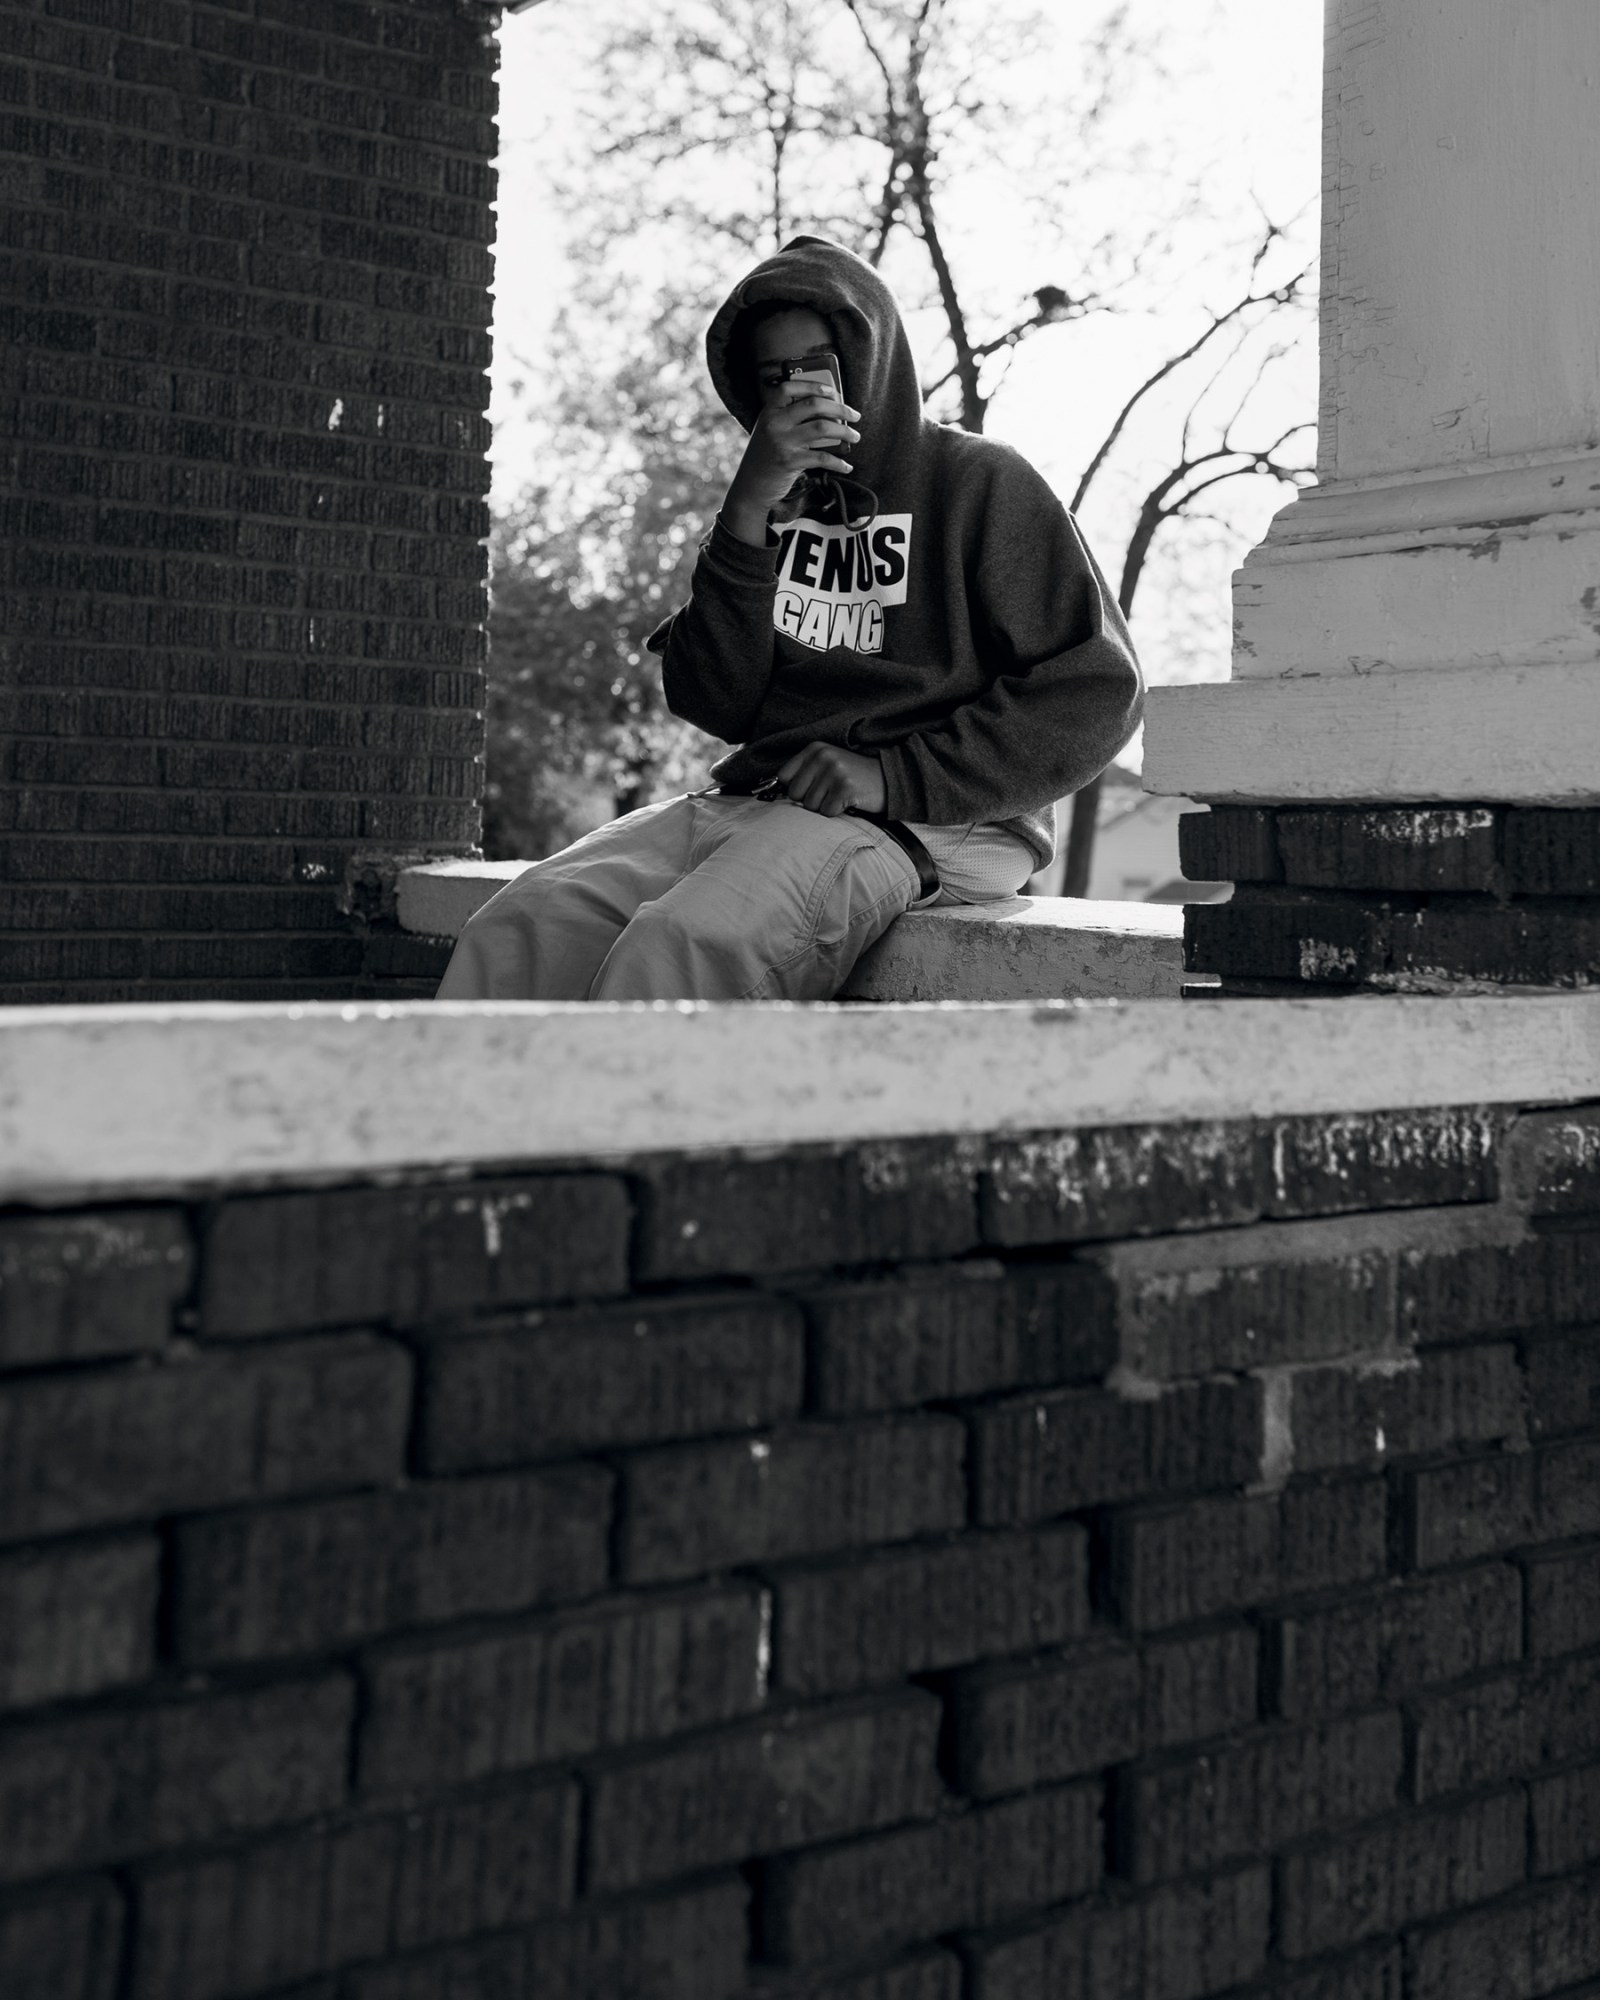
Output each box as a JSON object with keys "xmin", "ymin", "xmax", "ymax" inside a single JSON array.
[{"xmin": 751, "ymin": 308, "xmax": 839, "ymax": 408}]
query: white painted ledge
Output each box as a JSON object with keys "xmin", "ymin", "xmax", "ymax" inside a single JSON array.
[
  {"xmin": 1, "ymin": 995, "xmax": 1597, "ymax": 1202},
  {"xmin": 1144, "ymin": 663, "xmax": 1600, "ymax": 804},
  {"xmin": 397, "ymin": 863, "xmax": 1190, "ymax": 1003}
]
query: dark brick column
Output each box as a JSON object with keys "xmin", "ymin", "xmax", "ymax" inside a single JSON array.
[
  {"xmin": 0, "ymin": 0, "xmax": 498, "ymax": 1002},
  {"xmin": 1179, "ymin": 809, "xmax": 1600, "ymax": 996}
]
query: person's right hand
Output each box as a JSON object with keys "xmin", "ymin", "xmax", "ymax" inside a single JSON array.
[{"xmin": 723, "ymin": 383, "xmax": 861, "ymax": 545}]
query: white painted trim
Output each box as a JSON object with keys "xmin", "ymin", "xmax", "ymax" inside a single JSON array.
[
  {"xmin": 1143, "ymin": 665, "xmax": 1600, "ymax": 804},
  {"xmin": 1229, "ymin": 512, "xmax": 1600, "ymax": 681},
  {"xmin": 0, "ymin": 996, "xmax": 1596, "ymax": 1202},
  {"xmin": 1268, "ymin": 449, "xmax": 1600, "ymax": 543}
]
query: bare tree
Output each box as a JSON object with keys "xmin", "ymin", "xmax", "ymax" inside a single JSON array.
[
  {"xmin": 553, "ymin": 0, "xmax": 1155, "ymax": 427},
  {"xmin": 1055, "ymin": 228, "xmax": 1314, "ymax": 892},
  {"xmin": 835, "ymin": 0, "xmax": 1100, "ymax": 430},
  {"xmin": 494, "ymin": 0, "xmax": 1316, "ymax": 886}
]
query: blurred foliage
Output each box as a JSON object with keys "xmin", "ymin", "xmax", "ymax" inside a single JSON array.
[{"xmin": 483, "ymin": 303, "xmax": 741, "ymax": 860}]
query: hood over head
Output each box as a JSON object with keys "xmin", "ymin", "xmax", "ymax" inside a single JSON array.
[{"xmin": 706, "ymin": 235, "xmax": 927, "ymax": 502}]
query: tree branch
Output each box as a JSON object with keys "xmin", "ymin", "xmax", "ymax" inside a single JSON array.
[
  {"xmin": 1069, "ymin": 248, "xmax": 1311, "ymax": 513},
  {"xmin": 838, "ymin": 0, "xmax": 900, "ymax": 110}
]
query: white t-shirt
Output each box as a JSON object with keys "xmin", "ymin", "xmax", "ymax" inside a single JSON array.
[{"xmin": 906, "ymin": 821, "xmax": 1035, "ymax": 904}]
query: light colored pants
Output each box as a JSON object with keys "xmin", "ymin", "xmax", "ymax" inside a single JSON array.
[{"xmin": 436, "ymin": 793, "xmax": 940, "ymax": 1002}]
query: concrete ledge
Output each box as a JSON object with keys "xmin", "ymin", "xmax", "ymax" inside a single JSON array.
[
  {"xmin": 397, "ymin": 862, "xmax": 1190, "ymax": 1002},
  {"xmin": 1144, "ymin": 662, "xmax": 1600, "ymax": 804},
  {"xmin": 0, "ymin": 994, "xmax": 1596, "ymax": 1201},
  {"xmin": 839, "ymin": 897, "xmax": 1187, "ymax": 1001},
  {"xmin": 397, "ymin": 858, "xmax": 527, "ymax": 937}
]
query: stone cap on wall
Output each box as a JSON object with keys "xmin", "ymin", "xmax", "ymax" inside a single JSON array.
[
  {"xmin": 396, "ymin": 860, "xmax": 1192, "ymax": 1003},
  {"xmin": 1, "ymin": 994, "xmax": 1597, "ymax": 1203}
]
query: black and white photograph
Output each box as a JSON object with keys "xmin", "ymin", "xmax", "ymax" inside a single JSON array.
[{"xmin": 1, "ymin": 1, "xmax": 1598, "ymax": 1995}]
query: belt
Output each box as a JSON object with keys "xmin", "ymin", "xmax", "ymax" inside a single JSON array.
[
  {"xmin": 847, "ymin": 809, "xmax": 940, "ymax": 901},
  {"xmin": 722, "ymin": 783, "xmax": 941, "ymax": 901}
]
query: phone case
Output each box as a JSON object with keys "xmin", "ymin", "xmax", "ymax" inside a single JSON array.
[{"xmin": 784, "ymin": 352, "xmax": 843, "ymax": 403}]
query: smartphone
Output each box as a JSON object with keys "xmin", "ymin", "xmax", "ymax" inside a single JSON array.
[
  {"xmin": 780, "ymin": 351, "xmax": 855, "ymax": 513},
  {"xmin": 782, "ymin": 351, "xmax": 844, "ymax": 406}
]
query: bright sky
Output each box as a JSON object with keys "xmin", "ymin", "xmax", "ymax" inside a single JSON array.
[{"xmin": 488, "ymin": 0, "xmax": 1326, "ymax": 731}]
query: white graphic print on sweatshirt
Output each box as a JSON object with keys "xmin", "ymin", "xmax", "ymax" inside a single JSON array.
[{"xmin": 771, "ymin": 514, "xmax": 911, "ymax": 655}]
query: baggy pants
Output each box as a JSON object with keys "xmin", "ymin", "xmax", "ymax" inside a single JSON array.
[{"xmin": 434, "ymin": 792, "xmax": 936, "ymax": 1003}]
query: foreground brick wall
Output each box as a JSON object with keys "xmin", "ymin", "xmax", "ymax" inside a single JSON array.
[
  {"xmin": 2, "ymin": 1104, "xmax": 1599, "ymax": 1997},
  {"xmin": 0, "ymin": 0, "xmax": 496, "ymax": 1002}
]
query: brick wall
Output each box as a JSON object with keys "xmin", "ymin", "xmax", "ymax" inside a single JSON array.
[
  {"xmin": 3, "ymin": 1101, "xmax": 1599, "ymax": 1998},
  {"xmin": 1182, "ymin": 806, "xmax": 1600, "ymax": 994},
  {"xmin": 0, "ymin": 0, "xmax": 496, "ymax": 1003}
]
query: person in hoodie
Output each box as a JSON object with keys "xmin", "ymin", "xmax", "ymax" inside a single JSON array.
[{"xmin": 436, "ymin": 236, "xmax": 1143, "ymax": 1002}]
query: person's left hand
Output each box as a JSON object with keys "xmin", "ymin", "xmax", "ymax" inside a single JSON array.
[{"xmin": 775, "ymin": 742, "xmax": 887, "ymax": 817}]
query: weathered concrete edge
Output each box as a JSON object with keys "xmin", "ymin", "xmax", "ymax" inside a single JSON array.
[
  {"xmin": 397, "ymin": 859, "xmax": 528, "ymax": 936},
  {"xmin": 839, "ymin": 901, "xmax": 1187, "ymax": 1001},
  {"xmin": 398, "ymin": 861, "xmax": 1188, "ymax": 947},
  {"xmin": 399, "ymin": 864, "xmax": 1192, "ymax": 1003},
  {"xmin": 0, "ymin": 995, "xmax": 1596, "ymax": 1202}
]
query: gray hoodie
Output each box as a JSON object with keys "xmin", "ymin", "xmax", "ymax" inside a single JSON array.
[{"xmin": 647, "ymin": 234, "xmax": 1143, "ymax": 867}]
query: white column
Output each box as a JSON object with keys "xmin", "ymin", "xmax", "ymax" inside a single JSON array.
[{"xmin": 1145, "ymin": 0, "xmax": 1600, "ymax": 804}]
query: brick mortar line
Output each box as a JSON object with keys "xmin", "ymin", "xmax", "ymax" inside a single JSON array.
[
  {"xmin": 2, "ymin": 514, "xmax": 488, "ymax": 540},
  {"xmin": 0, "ymin": 834, "xmax": 470, "ymax": 849},
  {"xmin": 3, "ymin": 156, "xmax": 496, "ymax": 219},
  {"xmin": 0, "ymin": 693, "xmax": 488, "ymax": 710},
  {"xmin": 2, "ymin": 114, "xmax": 496, "ymax": 174},
  {"xmin": 0, "ymin": 927, "xmax": 392, "ymax": 941},
  {"xmin": 9, "ymin": 51, "xmax": 497, "ymax": 92},
  {"xmin": 3, "ymin": 773, "xmax": 484, "ymax": 788},
  {"xmin": 0, "ymin": 783, "xmax": 482, "ymax": 797},
  {"xmin": 0, "ymin": 562, "xmax": 487, "ymax": 583},
  {"xmin": 2, "ymin": 767, "xmax": 485, "ymax": 781},
  {"xmin": 4, "ymin": 132, "xmax": 497, "ymax": 205},
  {"xmin": 8, "ymin": 470, "xmax": 493, "ymax": 504},
  {"xmin": 0, "ymin": 627, "xmax": 488, "ymax": 646},
  {"xmin": 2, "ymin": 561, "xmax": 489, "ymax": 581},
  {"xmin": 4, "ymin": 461, "xmax": 494, "ymax": 491},
  {"xmin": 5, "ymin": 708, "xmax": 486, "ymax": 726},
  {"xmin": 8, "ymin": 436, "xmax": 492, "ymax": 470},
  {"xmin": 0, "ymin": 647, "xmax": 488, "ymax": 667},
  {"xmin": 11, "ymin": 370, "xmax": 491, "ymax": 410},
  {"xmin": 6, "ymin": 42, "xmax": 496, "ymax": 104},
  {"xmin": 9, "ymin": 301, "xmax": 493, "ymax": 336},
  {"xmin": 6, "ymin": 91, "xmax": 497, "ymax": 141},
  {"xmin": 7, "ymin": 172, "xmax": 496, "ymax": 220},
  {"xmin": 0, "ymin": 586, "xmax": 488, "ymax": 609},
  {"xmin": 1, "ymin": 644, "xmax": 488, "ymax": 668},
  {"xmin": 0, "ymin": 884, "xmax": 379, "ymax": 898},
  {"xmin": 2, "ymin": 676, "xmax": 484, "ymax": 691},
  {"xmin": 7, "ymin": 246, "xmax": 498, "ymax": 299},
  {"xmin": 0, "ymin": 641, "xmax": 490, "ymax": 659}
]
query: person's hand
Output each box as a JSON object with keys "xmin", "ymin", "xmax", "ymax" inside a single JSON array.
[
  {"xmin": 775, "ymin": 742, "xmax": 886, "ymax": 817},
  {"xmin": 723, "ymin": 383, "xmax": 860, "ymax": 545}
]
